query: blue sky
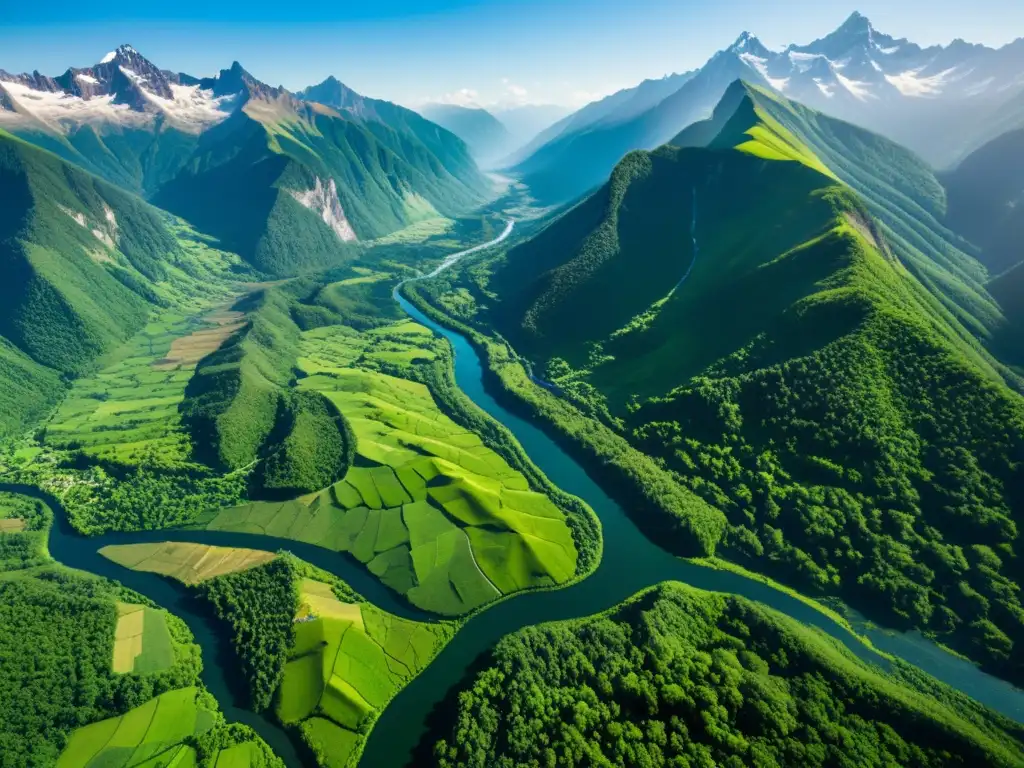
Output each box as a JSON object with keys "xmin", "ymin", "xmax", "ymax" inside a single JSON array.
[{"xmin": 3, "ymin": 1, "xmax": 1023, "ymax": 110}]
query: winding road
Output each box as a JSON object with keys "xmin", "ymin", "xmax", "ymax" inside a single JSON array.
[{"xmin": 20, "ymin": 219, "xmax": 1024, "ymax": 768}]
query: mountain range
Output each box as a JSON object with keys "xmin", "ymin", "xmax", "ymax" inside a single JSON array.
[
  {"xmin": 512, "ymin": 12, "xmax": 1024, "ymax": 202},
  {"xmin": 0, "ymin": 45, "xmax": 490, "ymax": 274},
  {"xmin": 0, "ymin": 45, "xmax": 496, "ymax": 440}
]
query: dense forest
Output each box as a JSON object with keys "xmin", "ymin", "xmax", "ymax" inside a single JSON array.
[
  {"xmin": 199, "ymin": 557, "xmax": 299, "ymax": 711},
  {"xmin": 429, "ymin": 582, "xmax": 1024, "ymax": 768},
  {"xmin": 0, "ymin": 569, "xmax": 202, "ymax": 765}
]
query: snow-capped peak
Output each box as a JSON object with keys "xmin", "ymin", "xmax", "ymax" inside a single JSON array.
[
  {"xmin": 729, "ymin": 31, "xmax": 773, "ymax": 59},
  {"xmin": 99, "ymin": 51, "xmax": 116, "ymax": 65}
]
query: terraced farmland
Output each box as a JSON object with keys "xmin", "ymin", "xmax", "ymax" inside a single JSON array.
[
  {"xmin": 44, "ymin": 306, "xmax": 245, "ymax": 468},
  {"xmin": 278, "ymin": 578, "xmax": 452, "ymax": 768},
  {"xmin": 112, "ymin": 602, "xmax": 175, "ymax": 674},
  {"xmin": 100, "ymin": 542, "xmax": 277, "ymax": 585},
  {"xmin": 194, "ymin": 320, "xmax": 578, "ymax": 615}
]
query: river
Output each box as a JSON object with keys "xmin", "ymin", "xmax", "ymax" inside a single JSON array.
[{"xmin": 14, "ymin": 220, "xmax": 1024, "ymax": 768}]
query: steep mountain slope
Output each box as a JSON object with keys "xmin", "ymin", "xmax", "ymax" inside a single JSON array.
[
  {"xmin": 451, "ymin": 87, "xmax": 1024, "ymax": 684},
  {"xmin": 989, "ymin": 261, "xmax": 1024, "ymax": 368},
  {"xmin": 0, "ymin": 129, "xmax": 238, "ymax": 438},
  {"xmin": 944, "ymin": 127, "xmax": 1024, "ymax": 276},
  {"xmin": 512, "ymin": 13, "xmax": 1024, "ymax": 203},
  {"xmin": 677, "ymin": 83, "xmax": 1010, "ymax": 369},
  {"xmin": 0, "ymin": 49, "xmax": 490, "ymax": 275},
  {"xmin": 298, "ymin": 76, "xmax": 486, "ymax": 193},
  {"xmin": 417, "ymin": 103, "xmax": 512, "ymax": 166}
]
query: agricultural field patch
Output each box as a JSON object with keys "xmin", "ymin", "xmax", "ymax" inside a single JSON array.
[
  {"xmin": 56, "ymin": 687, "xmax": 217, "ymax": 768},
  {"xmin": 99, "ymin": 542, "xmax": 277, "ymax": 585},
  {"xmin": 153, "ymin": 310, "xmax": 245, "ymax": 370},
  {"xmin": 44, "ymin": 304, "xmax": 245, "ymax": 468},
  {"xmin": 112, "ymin": 602, "xmax": 175, "ymax": 674},
  {"xmin": 194, "ymin": 324, "xmax": 577, "ymax": 615},
  {"xmin": 0, "ymin": 490, "xmax": 47, "ymax": 531},
  {"xmin": 277, "ymin": 578, "xmax": 451, "ymax": 768}
]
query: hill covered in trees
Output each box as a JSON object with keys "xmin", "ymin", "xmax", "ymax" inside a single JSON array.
[
  {"xmin": 0, "ymin": 129, "xmax": 245, "ymax": 440},
  {"xmin": 416, "ymin": 83, "xmax": 1024, "ymax": 685},
  {"xmin": 428, "ymin": 582, "xmax": 1024, "ymax": 768}
]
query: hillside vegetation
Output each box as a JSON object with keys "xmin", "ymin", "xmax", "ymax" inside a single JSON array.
[
  {"xmin": 429, "ymin": 582, "xmax": 1024, "ymax": 767},
  {"xmin": 419, "ymin": 85, "xmax": 1024, "ymax": 684},
  {"xmin": 0, "ymin": 130, "xmax": 249, "ymax": 442}
]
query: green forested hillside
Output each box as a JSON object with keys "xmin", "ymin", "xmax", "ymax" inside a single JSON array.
[
  {"xmin": 154, "ymin": 95, "xmax": 486, "ymax": 276},
  {"xmin": 424, "ymin": 87, "xmax": 1024, "ymax": 684},
  {"xmin": 430, "ymin": 582, "xmax": 1024, "ymax": 768},
  {"xmin": 300, "ymin": 77, "xmax": 489, "ymax": 189},
  {"xmin": 675, "ymin": 82, "xmax": 1011, "ymax": 361},
  {"xmin": 0, "ymin": 130, "xmax": 207, "ymax": 439},
  {"xmin": 989, "ymin": 261, "xmax": 1024, "ymax": 368}
]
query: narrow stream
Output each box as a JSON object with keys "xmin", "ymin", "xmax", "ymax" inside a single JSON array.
[{"xmin": 13, "ymin": 221, "xmax": 1024, "ymax": 768}]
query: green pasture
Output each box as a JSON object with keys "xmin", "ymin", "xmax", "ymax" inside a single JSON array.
[{"xmin": 44, "ymin": 310, "xmax": 240, "ymax": 468}]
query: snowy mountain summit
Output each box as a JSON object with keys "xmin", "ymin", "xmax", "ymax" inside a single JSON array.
[
  {"xmin": 0, "ymin": 44, "xmax": 243, "ymax": 131},
  {"xmin": 723, "ymin": 11, "xmax": 1021, "ymax": 107}
]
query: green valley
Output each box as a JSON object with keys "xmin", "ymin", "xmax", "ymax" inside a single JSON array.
[
  {"xmin": 0, "ymin": 491, "xmax": 281, "ymax": 768},
  {"xmin": 99, "ymin": 545, "xmax": 457, "ymax": 768},
  {"xmin": 5, "ymin": 15, "xmax": 1024, "ymax": 768}
]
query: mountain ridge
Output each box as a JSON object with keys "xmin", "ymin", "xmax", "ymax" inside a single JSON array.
[
  {"xmin": 512, "ymin": 12, "xmax": 1024, "ymax": 204},
  {"xmin": 0, "ymin": 46, "xmax": 491, "ymax": 275}
]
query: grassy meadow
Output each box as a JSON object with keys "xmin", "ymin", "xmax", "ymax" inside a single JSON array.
[
  {"xmin": 112, "ymin": 602, "xmax": 176, "ymax": 675},
  {"xmin": 44, "ymin": 307, "xmax": 244, "ymax": 468}
]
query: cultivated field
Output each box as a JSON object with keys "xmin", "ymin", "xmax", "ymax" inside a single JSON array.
[
  {"xmin": 277, "ymin": 578, "xmax": 451, "ymax": 768},
  {"xmin": 112, "ymin": 602, "xmax": 175, "ymax": 674},
  {"xmin": 100, "ymin": 542, "xmax": 277, "ymax": 585},
  {"xmin": 55, "ymin": 687, "xmax": 216, "ymax": 768},
  {"xmin": 195, "ymin": 320, "xmax": 577, "ymax": 615}
]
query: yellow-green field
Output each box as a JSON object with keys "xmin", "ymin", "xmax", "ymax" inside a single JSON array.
[
  {"xmin": 277, "ymin": 579, "xmax": 452, "ymax": 768},
  {"xmin": 56, "ymin": 687, "xmax": 216, "ymax": 768},
  {"xmin": 194, "ymin": 320, "xmax": 577, "ymax": 615},
  {"xmin": 99, "ymin": 543, "xmax": 277, "ymax": 586},
  {"xmin": 112, "ymin": 602, "xmax": 175, "ymax": 674}
]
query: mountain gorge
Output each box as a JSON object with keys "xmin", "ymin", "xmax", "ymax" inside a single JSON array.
[
  {"xmin": 0, "ymin": 46, "xmax": 490, "ymax": 275},
  {"xmin": 417, "ymin": 103, "xmax": 513, "ymax": 167},
  {"xmin": 513, "ymin": 13, "xmax": 1024, "ymax": 202}
]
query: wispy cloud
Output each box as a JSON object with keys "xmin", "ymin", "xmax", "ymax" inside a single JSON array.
[{"xmin": 434, "ymin": 87, "xmax": 481, "ymax": 107}]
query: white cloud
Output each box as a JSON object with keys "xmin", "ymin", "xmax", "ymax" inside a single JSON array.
[{"xmin": 434, "ymin": 87, "xmax": 481, "ymax": 107}]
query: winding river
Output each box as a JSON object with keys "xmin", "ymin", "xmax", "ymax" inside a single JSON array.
[{"xmin": 14, "ymin": 220, "xmax": 1024, "ymax": 768}]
